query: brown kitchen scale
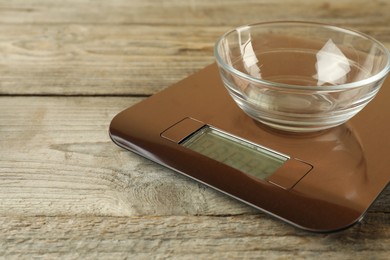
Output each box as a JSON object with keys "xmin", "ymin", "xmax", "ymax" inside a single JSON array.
[{"xmin": 109, "ymin": 64, "xmax": 389, "ymax": 232}]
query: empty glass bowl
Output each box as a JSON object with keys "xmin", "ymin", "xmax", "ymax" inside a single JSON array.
[{"xmin": 215, "ymin": 21, "xmax": 390, "ymax": 132}]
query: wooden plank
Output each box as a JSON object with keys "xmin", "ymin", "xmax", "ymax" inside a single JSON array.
[
  {"xmin": 0, "ymin": 96, "xmax": 388, "ymax": 218},
  {"xmin": 0, "ymin": 23, "xmax": 388, "ymax": 96},
  {"xmin": 0, "ymin": 214, "xmax": 389, "ymax": 259},
  {"xmin": 0, "ymin": 24, "xmax": 217, "ymax": 95},
  {"xmin": 0, "ymin": 96, "xmax": 256, "ymax": 217},
  {"xmin": 0, "ymin": 0, "xmax": 389, "ymax": 27},
  {"xmin": 0, "ymin": 1, "xmax": 389, "ymax": 96}
]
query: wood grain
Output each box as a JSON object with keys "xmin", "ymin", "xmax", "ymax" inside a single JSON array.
[
  {"xmin": 0, "ymin": 214, "xmax": 389, "ymax": 259},
  {"xmin": 0, "ymin": 24, "xmax": 216, "ymax": 95},
  {"xmin": 0, "ymin": 215, "xmax": 390, "ymax": 259},
  {"xmin": 0, "ymin": 97, "xmax": 256, "ymax": 217},
  {"xmin": 0, "ymin": 0, "xmax": 389, "ymax": 27},
  {"xmin": 0, "ymin": 97, "xmax": 389, "ymax": 259},
  {"xmin": 0, "ymin": 0, "xmax": 389, "ymax": 258},
  {"xmin": 0, "ymin": 0, "xmax": 389, "ymax": 95}
]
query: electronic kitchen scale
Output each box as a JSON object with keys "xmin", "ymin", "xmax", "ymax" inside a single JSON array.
[{"xmin": 109, "ymin": 64, "xmax": 389, "ymax": 232}]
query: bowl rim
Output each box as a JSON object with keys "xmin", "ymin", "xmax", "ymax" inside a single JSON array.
[{"xmin": 214, "ymin": 21, "xmax": 390, "ymax": 90}]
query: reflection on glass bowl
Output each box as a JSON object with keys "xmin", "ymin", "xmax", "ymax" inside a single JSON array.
[{"xmin": 215, "ymin": 21, "xmax": 390, "ymax": 132}]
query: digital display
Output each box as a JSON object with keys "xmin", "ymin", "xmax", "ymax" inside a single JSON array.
[{"xmin": 181, "ymin": 126, "xmax": 288, "ymax": 180}]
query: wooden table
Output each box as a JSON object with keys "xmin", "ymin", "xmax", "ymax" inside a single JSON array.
[{"xmin": 1, "ymin": 0, "xmax": 389, "ymax": 258}]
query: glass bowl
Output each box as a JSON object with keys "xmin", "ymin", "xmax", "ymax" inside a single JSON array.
[{"xmin": 215, "ymin": 21, "xmax": 390, "ymax": 132}]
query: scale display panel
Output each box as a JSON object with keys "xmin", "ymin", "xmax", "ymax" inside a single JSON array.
[
  {"xmin": 181, "ymin": 126, "xmax": 288, "ymax": 180},
  {"xmin": 109, "ymin": 64, "xmax": 390, "ymax": 233}
]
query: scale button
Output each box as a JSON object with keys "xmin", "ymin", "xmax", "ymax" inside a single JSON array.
[
  {"xmin": 266, "ymin": 159, "xmax": 313, "ymax": 190},
  {"xmin": 161, "ymin": 118, "xmax": 205, "ymax": 143}
]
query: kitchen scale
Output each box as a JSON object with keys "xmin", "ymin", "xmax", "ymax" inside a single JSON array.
[{"xmin": 109, "ymin": 64, "xmax": 389, "ymax": 232}]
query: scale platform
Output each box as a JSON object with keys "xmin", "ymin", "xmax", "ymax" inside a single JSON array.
[{"xmin": 109, "ymin": 64, "xmax": 389, "ymax": 232}]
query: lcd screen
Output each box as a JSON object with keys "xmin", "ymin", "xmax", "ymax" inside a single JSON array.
[{"xmin": 181, "ymin": 126, "xmax": 288, "ymax": 180}]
